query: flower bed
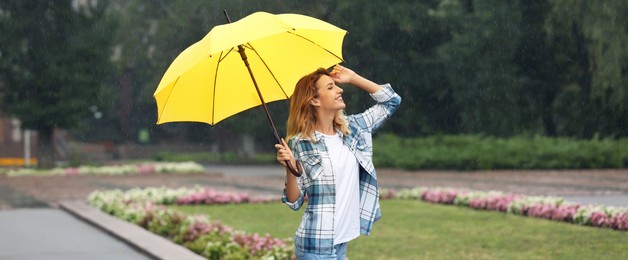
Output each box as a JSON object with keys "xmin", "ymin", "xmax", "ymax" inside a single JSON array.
[
  {"xmin": 394, "ymin": 187, "xmax": 628, "ymax": 231},
  {"xmin": 3, "ymin": 161, "xmax": 205, "ymax": 177},
  {"xmin": 88, "ymin": 187, "xmax": 291, "ymax": 259},
  {"xmin": 89, "ymin": 186, "xmax": 276, "ymax": 206},
  {"xmin": 88, "ymin": 185, "xmax": 627, "ymax": 260}
]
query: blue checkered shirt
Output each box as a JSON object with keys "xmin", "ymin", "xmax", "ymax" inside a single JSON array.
[{"xmin": 282, "ymin": 84, "xmax": 401, "ymax": 255}]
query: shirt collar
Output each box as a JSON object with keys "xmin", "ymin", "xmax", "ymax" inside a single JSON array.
[{"xmin": 313, "ymin": 129, "xmax": 344, "ymax": 142}]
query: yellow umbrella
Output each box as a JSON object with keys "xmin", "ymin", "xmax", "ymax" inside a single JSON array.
[{"xmin": 154, "ymin": 11, "xmax": 346, "ymax": 176}]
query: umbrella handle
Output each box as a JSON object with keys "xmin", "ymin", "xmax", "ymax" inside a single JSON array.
[
  {"xmin": 284, "ymin": 159, "xmax": 301, "ymax": 177},
  {"xmin": 274, "ymin": 133, "xmax": 302, "ymax": 177}
]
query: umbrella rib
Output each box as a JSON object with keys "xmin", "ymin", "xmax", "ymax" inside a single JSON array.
[
  {"xmin": 244, "ymin": 30, "xmax": 345, "ymax": 99},
  {"xmin": 157, "ymin": 76, "xmax": 181, "ymax": 123},
  {"xmin": 212, "ymin": 50, "xmax": 228, "ymax": 124},
  {"xmin": 212, "ymin": 48, "xmax": 237, "ymax": 123},
  {"xmin": 244, "ymin": 43, "xmax": 289, "ymax": 99},
  {"xmin": 219, "ymin": 47, "xmax": 235, "ymax": 63},
  {"xmin": 286, "ymin": 31, "xmax": 345, "ymax": 62}
]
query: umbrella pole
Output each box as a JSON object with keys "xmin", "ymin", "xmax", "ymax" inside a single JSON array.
[
  {"xmin": 236, "ymin": 45, "xmax": 301, "ymax": 177},
  {"xmin": 224, "ymin": 10, "xmax": 301, "ymax": 177}
]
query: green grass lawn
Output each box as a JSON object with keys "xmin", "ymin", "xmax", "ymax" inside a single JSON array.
[{"xmin": 172, "ymin": 200, "xmax": 628, "ymax": 259}]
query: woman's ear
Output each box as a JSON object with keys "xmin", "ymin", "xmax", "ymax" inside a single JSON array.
[{"xmin": 310, "ymin": 98, "xmax": 320, "ymax": 107}]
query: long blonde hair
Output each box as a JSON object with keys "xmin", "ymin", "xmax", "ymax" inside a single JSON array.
[{"xmin": 287, "ymin": 68, "xmax": 350, "ymax": 142}]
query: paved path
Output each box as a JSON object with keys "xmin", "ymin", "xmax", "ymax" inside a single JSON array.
[
  {"xmin": 0, "ymin": 208, "xmax": 151, "ymax": 260},
  {"xmin": 204, "ymin": 165, "xmax": 628, "ymax": 207},
  {"xmin": 60, "ymin": 201, "xmax": 204, "ymax": 260}
]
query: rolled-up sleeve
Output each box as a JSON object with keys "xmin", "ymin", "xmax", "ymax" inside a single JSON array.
[
  {"xmin": 282, "ymin": 186, "xmax": 305, "ymax": 211},
  {"xmin": 281, "ymin": 169, "xmax": 305, "ymax": 210},
  {"xmin": 352, "ymin": 84, "xmax": 402, "ymax": 133}
]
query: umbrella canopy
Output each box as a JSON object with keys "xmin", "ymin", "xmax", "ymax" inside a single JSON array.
[{"xmin": 153, "ymin": 11, "xmax": 346, "ymax": 125}]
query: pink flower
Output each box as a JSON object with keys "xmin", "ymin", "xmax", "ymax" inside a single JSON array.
[
  {"xmin": 232, "ymin": 233, "xmax": 286, "ymax": 254},
  {"xmin": 208, "ymin": 222, "xmax": 232, "ymax": 234},
  {"xmin": 469, "ymin": 199, "xmax": 485, "ymax": 209},
  {"xmin": 422, "ymin": 189, "xmax": 457, "ymax": 204},
  {"xmin": 174, "ymin": 188, "xmax": 252, "ymax": 205},
  {"xmin": 527, "ymin": 204, "xmax": 554, "ymax": 219},
  {"xmin": 590, "ymin": 212, "xmax": 610, "ymax": 227},
  {"xmin": 182, "ymin": 216, "xmax": 214, "ymax": 242},
  {"xmin": 136, "ymin": 164, "xmax": 155, "ymax": 174},
  {"xmin": 64, "ymin": 167, "xmax": 80, "ymax": 176},
  {"xmin": 610, "ymin": 213, "xmax": 628, "ymax": 230},
  {"xmin": 175, "ymin": 196, "xmax": 192, "ymax": 205},
  {"xmin": 552, "ymin": 204, "xmax": 579, "ymax": 222},
  {"xmin": 466, "ymin": 194, "xmax": 521, "ymax": 212}
]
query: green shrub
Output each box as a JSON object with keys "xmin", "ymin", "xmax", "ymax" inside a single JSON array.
[{"xmin": 373, "ymin": 134, "xmax": 628, "ymax": 170}]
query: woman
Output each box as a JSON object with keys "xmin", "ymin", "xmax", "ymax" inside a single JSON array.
[{"xmin": 275, "ymin": 65, "xmax": 401, "ymax": 259}]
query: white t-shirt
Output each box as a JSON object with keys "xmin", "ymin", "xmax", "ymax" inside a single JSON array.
[{"xmin": 323, "ymin": 132, "xmax": 361, "ymax": 245}]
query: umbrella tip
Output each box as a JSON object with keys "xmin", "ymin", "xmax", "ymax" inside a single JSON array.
[{"xmin": 223, "ymin": 9, "xmax": 232, "ymax": 23}]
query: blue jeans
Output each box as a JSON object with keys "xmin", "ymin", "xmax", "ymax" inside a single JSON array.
[{"xmin": 294, "ymin": 243, "xmax": 348, "ymax": 260}]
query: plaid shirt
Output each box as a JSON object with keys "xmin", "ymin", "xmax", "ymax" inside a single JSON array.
[{"xmin": 282, "ymin": 84, "xmax": 401, "ymax": 255}]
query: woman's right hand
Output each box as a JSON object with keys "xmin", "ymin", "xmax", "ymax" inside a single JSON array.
[{"xmin": 275, "ymin": 138, "xmax": 296, "ymax": 169}]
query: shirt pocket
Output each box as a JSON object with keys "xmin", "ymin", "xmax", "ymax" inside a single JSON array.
[
  {"xmin": 301, "ymin": 154, "xmax": 324, "ymax": 180},
  {"xmin": 356, "ymin": 135, "xmax": 367, "ymax": 150},
  {"xmin": 349, "ymin": 131, "xmax": 368, "ymax": 151}
]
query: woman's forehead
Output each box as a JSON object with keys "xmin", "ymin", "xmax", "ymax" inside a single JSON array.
[{"xmin": 316, "ymin": 75, "xmax": 334, "ymax": 88}]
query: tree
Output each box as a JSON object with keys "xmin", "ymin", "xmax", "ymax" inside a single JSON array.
[
  {"xmin": 513, "ymin": 0, "xmax": 560, "ymax": 136},
  {"xmin": 328, "ymin": 0, "xmax": 463, "ymax": 136},
  {"xmin": 0, "ymin": 1, "xmax": 116, "ymax": 167},
  {"xmin": 546, "ymin": 0, "xmax": 628, "ymax": 137},
  {"xmin": 435, "ymin": 0, "xmax": 529, "ymax": 136}
]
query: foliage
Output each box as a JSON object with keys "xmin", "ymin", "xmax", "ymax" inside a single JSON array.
[
  {"xmin": 393, "ymin": 186, "xmax": 628, "ymax": 231},
  {"xmin": 3, "ymin": 161, "xmax": 205, "ymax": 177},
  {"xmin": 435, "ymin": 1, "xmax": 528, "ymax": 135},
  {"xmin": 0, "ymin": 1, "xmax": 117, "ymax": 166},
  {"xmin": 89, "ymin": 185, "xmax": 628, "ymax": 259},
  {"xmin": 154, "ymin": 133, "xmax": 628, "ymax": 171},
  {"xmin": 3, "ymin": 0, "xmax": 628, "ymax": 162},
  {"xmin": 535, "ymin": 0, "xmax": 628, "ymax": 138},
  {"xmin": 103, "ymin": 0, "xmax": 301, "ymax": 146},
  {"xmin": 111, "ymin": 0, "xmax": 626, "ymax": 142},
  {"xmin": 88, "ymin": 188, "xmax": 292, "ymax": 259},
  {"xmin": 373, "ymin": 134, "xmax": 628, "ymax": 170},
  {"xmin": 547, "ymin": 1, "xmax": 628, "ymax": 106}
]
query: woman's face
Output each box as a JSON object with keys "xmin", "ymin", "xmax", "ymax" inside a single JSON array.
[{"xmin": 312, "ymin": 75, "xmax": 345, "ymax": 112}]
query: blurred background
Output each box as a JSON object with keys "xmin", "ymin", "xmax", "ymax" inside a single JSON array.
[{"xmin": 1, "ymin": 0, "xmax": 626, "ymax": 168}]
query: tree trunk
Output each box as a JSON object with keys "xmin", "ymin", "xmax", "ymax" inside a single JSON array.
[
  {"xmin": 542, "ymin": 89, "xmax": 558, "ymax": 136},
  {"xmin": 118, "ymin": 68, "xmax": 133, "ymax": 142},
  {"xmin": 37, "ymin": 127, "xmax": 55, "ymax": 168}
]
